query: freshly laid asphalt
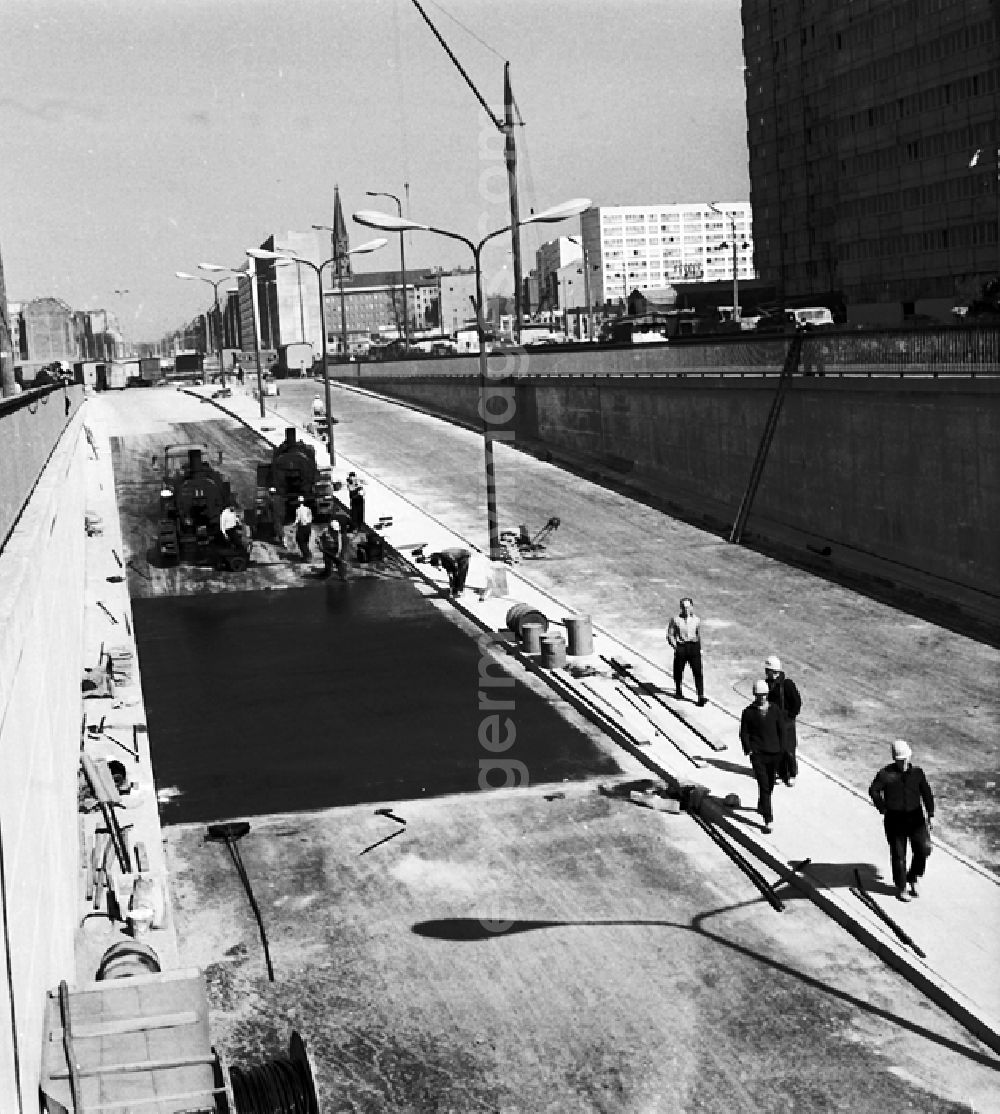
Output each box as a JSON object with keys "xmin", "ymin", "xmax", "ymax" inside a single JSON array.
[{"xmin": 204, "ymin": 376, "xmax": 1000, "ymax": 1057}]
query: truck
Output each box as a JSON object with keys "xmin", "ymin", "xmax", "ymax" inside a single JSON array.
[
  {"xmin": 277, "ymin": 342, "xmax": 314, "ymax": 378},
  {"xmin": 173, "ymin": 352, "xmax": 204, "ymax": 379},
  {"xmin": 138, "ymin": 357, "xmax": 162, "ymax": 385}
]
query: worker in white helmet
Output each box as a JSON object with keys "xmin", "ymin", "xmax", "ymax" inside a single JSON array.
[
  {"xmin": 739, "ymin": 678, "xmax": 784, "ymax": 834},
  {"xmin": 764, "ymin": 654, "xmax": 802, "ymax": 788},
  {"xmin": 868, "ymin": 740, "xmax": 935, "ymax": 902}
]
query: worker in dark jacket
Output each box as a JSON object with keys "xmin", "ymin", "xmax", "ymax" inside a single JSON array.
[
  {"xmin": 346, "ymin": 472, "xmax": 366, "ymax": 530},
  {"xmin": 740, "ymin": 679, "xmax": 784, "ymax": 834},
  {"xmin": 429, "ymin": 548, "xmax": 471, "ymax": 597},
  {"xmin": 764, "ymin": 654, "xmax": 802, "ymax": 787},
  {"xmin": 869, "ymin": 739, "xmax": 935, "ymax": 902},
  {"xmin": 318, "ymin": 520, "xmax": 347, "ymax": 581}
]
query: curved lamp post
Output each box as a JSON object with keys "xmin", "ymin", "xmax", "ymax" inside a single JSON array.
[
  {"xmin": 248, "ymin": 238, "xmax": 386, "ymax": 461},
  {"xmin": 353, "ymin": 198, "xmax": 591, "ymax": 560},
  {"xmin": 707, "ymin": 203, "xmax": 747, "ymax": 324},
  {"xmin": 364, "ymin": 189, "xmax": 410, "ymax": 347},
  {"xmin": 176, "ymin": 267, "xmax": 236, "ymax": 385}
]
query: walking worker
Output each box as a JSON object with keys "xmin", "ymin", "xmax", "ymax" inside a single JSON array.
[
  {"xmin": 740, "ymin": 679, "xmax": 784, "ymax": 834},
  {"xmin": 312, "ymin": 395, "xmax": 325, "ymax": 420},
  {"xmin": 318, "ymin": 519, "xmax": 347, "ymax": 580},
  {"xmin": 346, "ymin": 471, "xmax": 366, "ymax": 530},
  {"xmin": 764, "ymin": 654, "xmax": 802, "ymax": 787},
  {"xmin": 666, "ymin": 596, "xmax": 706, "ymax": 705},
  {"xmin": 293, "ymin": 496, "xmax": 314, "ymax": 561},
  {"xmin": 429, "ymin": 548, "xmax": 471, "ymax": 597},
  {"xmin": 869, "ymin": 739, "xmax": 935, "ymax": 902}
]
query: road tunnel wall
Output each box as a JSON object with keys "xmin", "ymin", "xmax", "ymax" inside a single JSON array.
[
  {"xmin": 0, "ymin": 405, "xmax": 87, "ymax": 1112},
  {"xmin": 348, "ymin": 366, "xmax": 1000, "ymax": 626}
]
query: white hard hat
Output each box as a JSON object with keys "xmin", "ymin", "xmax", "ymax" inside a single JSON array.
[
  {"xmin": 753, "ymin": 679, "xmax": 770, "ymax": 696},
  {"xmin": 764, "ymin": 655, "xmax": 781, "ymax": 671},
  {"xmin": 891, "ymin": 739, "xmax": 912, "ymax": 761}
]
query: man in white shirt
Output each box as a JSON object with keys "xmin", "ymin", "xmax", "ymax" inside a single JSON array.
[
  {"xmin": 293, "ymin": 497, "xmax": 314, "ymax": 561},
  {"xmin": 218, "ymin": 503, "xmax": 242, "ymax": 548},
  {"xmin": 666, "ymin": 596, "xmax": 706, "ymax": 706}
]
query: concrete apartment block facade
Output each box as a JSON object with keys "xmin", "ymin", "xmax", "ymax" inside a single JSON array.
[
  {"xmin": 741, "ymin": 0, "xmax": 999, "ymax": 323},
  {"xmin": 438, "ymin": 271, "xmax": 477, "ymax": 336},
  {"xmin": 580, "ymin": 203, "xmax": 754, "ymax": 308},
  {"xmin": 16, "ymin": 297, "xmax": 78, "ymax": 364},
  {"xmin": 535, "ymin": 236, "xmax": 583, "ymax": 311}
]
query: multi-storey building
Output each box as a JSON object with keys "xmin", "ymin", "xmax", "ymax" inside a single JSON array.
[
  {"xmin": 535, "ymin": 237, "xmax": 583, "ymax": 311},
  {"xmin": 579, "ymin": 203, "xmax": 755, "ymax": 310},
  {"xmin": 741, "ymin": 0, "xmax": 999, "ymax": 323},
  {"xmin": 438, "ymin": 270, "xmax": 477, "ymax": 336}
]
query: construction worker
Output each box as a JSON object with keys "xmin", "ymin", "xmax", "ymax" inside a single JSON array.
[
  {"xmin": 869, "ymin": 739, "xmax": 935, "ymax": 902},
  {"xmin": 312, "ymin": 395, "xmax": 325, "ymax": 420},
  {"xmin": 740, "ymin": 679, "xmax": 783, "ymax": 834},
  {"xmin": 293, "ymin": 496, "xmax": 313, "ymax": 561},
  {"xmin": 764, "ymin": 654, "xmax": 802, "ymax": 787},
  {"xmin": 346, "ymin": 472, "xmax": 366, "ymax": 530},
  {"xmin": 318, "ymin": 519, "xmax": 347, "ymax": 580},
  {"xmin": 429, "ymin": 548, "xmax": 471, "ymax": 597},
  {"xmin": 218, "ymin": 503, "xmax": 242, "ymax": 549}
]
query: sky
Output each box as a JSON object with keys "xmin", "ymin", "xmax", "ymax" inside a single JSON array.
[{"xmin": 1, "ymin": 0, "xmax": 750, "ymax": 341}]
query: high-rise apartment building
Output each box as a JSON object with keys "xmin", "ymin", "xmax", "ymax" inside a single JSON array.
[
  {"xmin": 579, "ymin": 203, "xmax": 754, "ymax": 308},
  {"xmin": 742, "ymin": 0, "xmax": 999, "ymax": 323}
]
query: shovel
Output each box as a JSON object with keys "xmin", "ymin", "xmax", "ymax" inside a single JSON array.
[{"xmin": 206, "ymin": 821, "xmax": 274, "ymax": 981}]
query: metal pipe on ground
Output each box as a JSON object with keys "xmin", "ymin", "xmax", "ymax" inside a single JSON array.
[
  {"xmin": 206, "ymin": 821, "xmax": 275, "ymax": 981},
  {"xmin": 689, "ymin": 811, "xmax": 785, "ymax": 912}
]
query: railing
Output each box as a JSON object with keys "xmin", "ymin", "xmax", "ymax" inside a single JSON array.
[{"xmin": 343, "ymin": 326, "xmax": 1000, "ymax": 381}]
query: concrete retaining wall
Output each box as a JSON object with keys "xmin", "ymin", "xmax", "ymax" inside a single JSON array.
[
  {"xmin": 0, "ymin": 385, "xmax": 85, "ymax": 550},
  {"xmin": 350, "ymin": 371, "xmax": 1000, "ymax": 625},
  {"xmin": 0, "ymin": 411, "xmax": 87, "ymax": 1112}
]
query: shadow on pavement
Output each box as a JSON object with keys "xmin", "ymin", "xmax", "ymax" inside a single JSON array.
[{"xmin": 412, "ymin": 912, "xmax": 1000, "ymax": 1070}]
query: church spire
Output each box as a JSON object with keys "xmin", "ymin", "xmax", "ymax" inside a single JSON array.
[{"xmin": 331, "ymin": 185, "xmax": 352, "ymax": 280}]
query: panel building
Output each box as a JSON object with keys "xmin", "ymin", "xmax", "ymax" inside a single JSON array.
[
  {"xmin": 579, "ymin": 203, "xmax": 755, "ymax": 310},
  {"xmin": 741, "ymin": 0, "xmax": 999, "ymax": 323}
]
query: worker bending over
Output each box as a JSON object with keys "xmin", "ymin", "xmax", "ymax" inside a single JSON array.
[{"xmin": 429, "ymin": 548, "xmax": 471, "ymax": 597}]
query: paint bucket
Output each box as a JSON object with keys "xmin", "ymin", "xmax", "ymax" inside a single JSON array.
[
  {"xmin": 563, "ymin": 615, "xmax": 594, "ymax": 656},
  {"xmin": 540, "ymin": 633, "xmax": 567, "ymax": 669},
  {"xmin": 506, "ymin": 602, "xmax": 549, "ymax": 638},
  {"xmin": 520, "ymin": 623, "xmax": 544, "ymax": 655}
]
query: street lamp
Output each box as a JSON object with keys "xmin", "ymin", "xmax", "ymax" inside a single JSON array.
[
  {"xmin": 365, "ymin": 189, "xmax": 410, "ymax": 348},
  {"xmin": 176, "ymin": 267, "xmax": 236, "ymax": 385},
  {"xmin": 248, "ymin": 238, "xmax": 387, "ymax": 461},
  {"xmin": 707, "ymin": 203, "xmax": 747, "ymax": 324},
  {"xmin": 353, "ymin": 197, "xmax": 591, "ymax": 560}
]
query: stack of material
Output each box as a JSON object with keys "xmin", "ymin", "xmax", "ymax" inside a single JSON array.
[
  {"xmin": 104, "ymin": 645, "xmax": 134, "ymax": 685},
  {"xmin": 84, "ymin": 511, "xmax": 104, "ymax": 536}
]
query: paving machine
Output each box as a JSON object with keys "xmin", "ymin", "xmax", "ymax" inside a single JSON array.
[
  {"xmin": 252, "ymin": 427, "xmax": 335, "ymax": 541},
  {"xmin": 155, "ymin": 445, "xmax": 250, "ymax": 571}
]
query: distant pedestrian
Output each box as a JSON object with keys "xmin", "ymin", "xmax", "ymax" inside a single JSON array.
[
  {"xmin": 740, "ymin": 679, "xmax": 783, "ymax": 834},
  {"xmin": 429, "ymin": 548, "xmax": 471, "ymax": 597},
  {"xmin": 868, "ymin": 739, "xmax": 935, "ymax": 902},
  {"xmin": 765, "ymin": 654, "xmax": 802, "ymax": 787},
  {"xmin": 666, "ymin": 596, "xmax": 706, "ymax": 705},
  {"xmin": 312, "ymin": 395, "xmax": 325, "ymax": 420},
  {"xmin": 293, "ymin": 496, "xmax": 313, "ymax": 561},
  {"xmin": 318, "ymin": 520, "xmax": 347, "ymax": 580},
  {"xmin": 346, "ymin": 471, "xmax": 365, "ymax": 530}
]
